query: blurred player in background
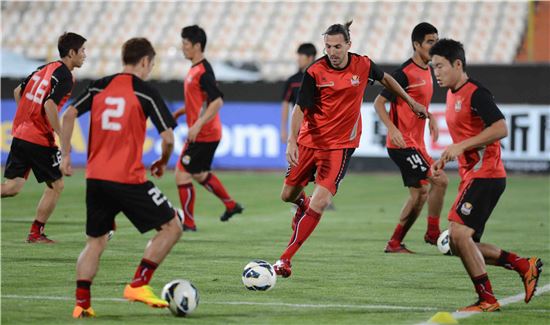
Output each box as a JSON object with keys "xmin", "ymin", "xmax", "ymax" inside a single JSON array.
[
  {"xmin": 172, "ymin": 25, "xmax": 243, "ymax": 231},
  {"xmin": 274, "ymin": 21, "xmax": 427, "ymax": 278},
  {"xmin": 1, "ymin": 32, "xmax": 86, "ymax": 243},
  {"xmin": 374, "ymin": 22, "xmax": 447, "ymax": 253},
  {"xmin": 280, "ymin": 43, "xmax": 317, "ymax": 143},
  {"xmin": 431, "ymin": 39, "xmax": 543, "ymax": 312},
  {"xmin": 61, "ymin": 38, "xmax": 182, "ymax": 318}
]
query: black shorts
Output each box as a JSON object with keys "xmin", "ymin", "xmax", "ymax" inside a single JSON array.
[
  {"xmin": 449, "ymin": 178, "xmax": 506, "ymax": 242},
  {"xmin": 4, "ymin": 137, "xmax": 62, "ymax": 183},
  {"xmin": 176, "ymin": 141, "xmax": 219, "ymax": 174},
  {"xmin": 86, "ymin": 179, "xmax": 176, "ymax": 237},
  {"xmin": 387, "ymin": 147, "xmax": 432, "ymax": 187}
]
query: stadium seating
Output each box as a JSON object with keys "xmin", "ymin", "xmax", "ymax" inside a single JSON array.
[{"xmin": 1, "ymin": 1, "xmax": 528, "ymax": 80}]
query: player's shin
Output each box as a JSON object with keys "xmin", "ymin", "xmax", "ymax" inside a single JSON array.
[{"xmin": 280, "ymin": 208, "xmax": 322, "ymax": 261}]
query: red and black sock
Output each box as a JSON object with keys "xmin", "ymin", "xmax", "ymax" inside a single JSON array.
[
  {"xmin": 280, "ymin": 208, "xmax": 322, "ymax": 261},
  {"xmin": 30, "ymin": 220, "xmax": 45, "ymax": 236},
  {"xmin": 472, "ymin": 273, "xmax": 497, "ymax": 303},
  {"xmin": 388, "ymin": 224, "xmax": 405, "ymax": 246},
  {"xmin": 200, "ymin": 173, "xmax": 236, "ymax": 210},
  {"xmin": 293, "ymin": 192, "xmax": 309, "ymax": 209},
  {"xmin": 426, "ymin": 215, "xmax": 440, "ymax": 236},
  {"xmin": 177, "ymin": 183, "xmax": 196, "ymax": 228},
  {"xmin": 497, "ymin": 250, "xmax": 530, "ymax": 274},
  {"xmin": 76, "ymin": 280, "xmax": 92, "ymax": 309},
  {"xmin": 130, "ymin": 258, "xmax": 158, "ymax": 288}
]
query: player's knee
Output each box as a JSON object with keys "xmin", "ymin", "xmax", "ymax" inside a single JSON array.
[
  {"xmin": 433, "ymin": 173, "xmax": 449, "ymax": 188},
  {"xmin": 191, "ymin": 172, "xmax": 208, "ymax": 183},
  {"xmin": 165, "ymin": 217, "xmax": 183, "ymax": 238},
  {"xmin": 280, "ymin": 191, "xmax": 293, "ymax": 203},
  {"xmin": 449, "ymin": 224, "xmax": 469, "ymax": 245},
  {"xmin": 48, "ymin": 179, "xmax": 65, "ymax": 194},
  {"xmin": 1, "ymin": 187, "xmax": 19, "ymax": 197},
  {"xmin": 310, "ymin": 196, "xmax": 331, "ymax": 211},
  {"xmin": 175, "ymin": 170, "xmax": 193, "ymax": 184},
  {"xmin": 1, "ymin": 181, "xmax": 23, "ymax": 197},
  {"xmin": 411, "ymin": 187, "xmax": 428, "ymax": 203}
]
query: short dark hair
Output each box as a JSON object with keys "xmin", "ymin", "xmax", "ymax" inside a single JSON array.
[
  {"xmin": 122, "ymin": 38, "xmax": 156, "ymax": 65},
  {"xmin": 181, "ymin": 25, "xmax": 207, "ymax": 51},
  {"xmin": 323, "ymin": 20, "xmax": 353, "ymax": 43},
  {"xmin": 429, "ymin": 38, "xmax": 467, "ymax": 70},
  {"xmin": 297, "ymin": 43, "xmax": 317, "ymax": 57},
  {"xmin": 58, "ymin": 32, "xmax": 86, "ymax": 58},
  {"xmin": 411, "ymin": 22, "xmax": 438, "ymax": 47}
]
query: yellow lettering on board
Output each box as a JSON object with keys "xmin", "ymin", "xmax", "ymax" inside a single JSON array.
[{"xmin": 1, "ymin": 122, "xmax": 13, "ymax": 152}]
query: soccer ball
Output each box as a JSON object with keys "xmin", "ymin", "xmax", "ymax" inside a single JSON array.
[
  {"xmin": 242, "ymin": 260, "xmax": 276, "ymax": 291},
  {"xmin": 437, "ymin": 229, "xmax": 453, "ymax": 255},
  {"xmin": 161, "ymin": 279, "xmax": 199, "ymax": 317}
]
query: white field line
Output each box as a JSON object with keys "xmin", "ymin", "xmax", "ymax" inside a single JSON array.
[
  {"xmin": 0, "ymin": 294, "xmax": 436, "ymax": 311},
  {"xmin": 415, "ymin": 283, "xmax": 550, "ymax": 325}
]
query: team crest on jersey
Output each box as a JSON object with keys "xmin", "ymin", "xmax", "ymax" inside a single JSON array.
[
  {"xmin": 181, "ymin": 155, "xmax": 191, "ymax": 165},
  {"xmin": 461, "ymin": 202, "xmax": 473, "ymax": 215},
  {"xmin": 350, "ymin": 75, "xmax": 360, "ymax": 86},
  {"xmin": 454, "ymin": 98, "xmax": 463, "ymax": 112}
]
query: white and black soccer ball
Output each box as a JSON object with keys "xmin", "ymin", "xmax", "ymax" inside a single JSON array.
[
  {"xmin": 161, "ymin": 279, "xmax": 199, "ymax": 317},
  {"xmin": 437, "ymin": 229, "xmax": 453, "ymax": 255},
  {"xmin": 242, "ymin": 260, "xmax": 276, "ymax": 291}
]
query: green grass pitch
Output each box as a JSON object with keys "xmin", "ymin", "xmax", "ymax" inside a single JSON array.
[{"xmin": 1, "ymin": 170, "xmax": 549, "ymax": 324}]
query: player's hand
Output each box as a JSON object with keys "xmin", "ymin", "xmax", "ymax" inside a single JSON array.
[
  {"xmin": 440, "ymin": 143, "xmax": 464, "ymax": 164},
  {"xmin": 388, "ymin": 126, "xmax": 406, "ymax": 148},
  {"xmin": 410, "ymin": 101, "xmax": 427, "ymax": 119},
  {"xmin": 280, "ymin": 129, "xmax": 288, "ymax": 144},
  {"xmin": 187, "ymin": 123, "xmax": 200, "ymax": 143},
  {"xmin": 60, "ymin": 155, "xmax": 73, "ymax": 176},
  {"xmin": 431, "ymin": 159, "xmax": 446, "ymax": 175},
  {"xmin": 286, "ymin": 140, "xmax": 299, "ymax": 167},
  {"xmin": 428, "ymin": 114, "xmax": 439, "ymax": 143},
  {"xmin": 150, "ymin": 159, "xmax": 166, "ymax": 178}
]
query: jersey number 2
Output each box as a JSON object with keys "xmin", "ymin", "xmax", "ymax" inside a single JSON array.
[{"xmin": 101, "ymin": 97, "xmax": 125, "ymax": 131}]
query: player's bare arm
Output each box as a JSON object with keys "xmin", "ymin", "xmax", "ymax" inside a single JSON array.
[
  {"xmin": 427, "ymin": 112, "xmax": 439, "ymax": 142},
  {"xmin": 60, "ymin": 106, "xmax": 78, "ymax": 176},
  {"xmin": 373, "ymin": 94, "xmax": 406, "ymax": 148},
  {"xmin": 151, "ymin": 129, "xmax": 175, "ymax": 178},
  {"xmin": 13, "ymin": 84, "xmax": 22, "ymax": 106},
  {"xmin": 440, "ymin": 118, "xmax": 507, "ymax": 164},
  {"xmin": 187, "ymin": 97, "xmax": 223, "ymax": 142},
  {"xmin": 44, "ymin": 99, "xmax": 63, "ymax": 140},
  {"xmin": 280, "ymin": 100, "xmax": 290, "ymax": 143},
  {"xmin": 286, "ymin": 104, "xmax": 304, "ymax": 167},
  {"xmin": 379, "ymin": 72, "xmax": 427, "ymax": 118},
  {"xmin": 173, "ymin": 106, "xmax": 186, "ymax": 120}
]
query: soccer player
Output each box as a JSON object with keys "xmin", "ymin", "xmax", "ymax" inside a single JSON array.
[
  {"xmin": 430, "ymin": 39, "xmax": 543, "ymax": 312},
  {"xmin": 60, "ymin": 38, "xmax": 182, "ymax": 318},
  {"xmin": 373, "ymin": 22, "xmax": 448, "ymax": 253},
  {"xmin": 273, "ymin": 21, "xmax": 427, "ymax": 277},
  {"xmin": 172, "ymin": 25, "xmax": 242, "ymax": 231},
  {"xmin": 280, "ymin": 43, "xmax": 317, "ymax": 144},
  {"xmin": 1, "ymin": 32, "xmax": 86, "ymax": 243}
]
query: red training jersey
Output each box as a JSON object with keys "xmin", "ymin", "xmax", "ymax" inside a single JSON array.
[
  {"xmin": 72, "ymin": 73, "xmax": 177, "ymax": 184},
  {"xmin": 183, "ymin": 59, "xmax": 224, "ymax": 142},
  {"xmin": 12, "ymin": 61, "xmax": 74, "ymax": 147},
  {"xmin": 380, "ymin": 58, "xmax": 433, "ymax": 150},
  {"xmin": 296, "ymin": 53, "xmax": 384, "ymax": 149},
  {"xmin": 445, "ymin": 79, "xmax": 506, "ymax": 180}
]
